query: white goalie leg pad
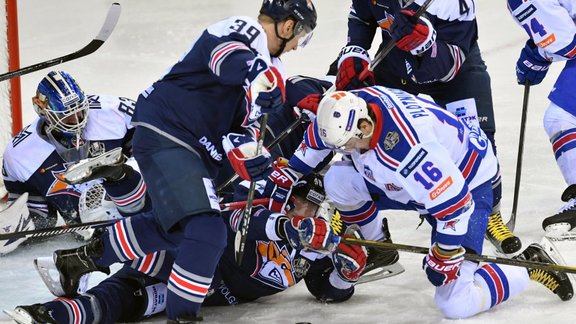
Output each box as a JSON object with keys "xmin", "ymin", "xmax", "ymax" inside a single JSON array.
[
  {"xmin": 34, "ymin": 256, "xmax": 90, "ymax": 297},
  {"xmin": 356, "ymin": 262, "xmax": 405, "ymax": 285},
  {"xmin": 0, "ymin": 193, "xmax": 33, "ymax": 255}
]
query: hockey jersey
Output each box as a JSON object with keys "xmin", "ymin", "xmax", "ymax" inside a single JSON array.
[
  {"xmin": 347, "ymin": 0, "xmax": 478, "ymax": 83},
  {"xmin": 2, "ymin": 95, "xmax": 137, "ymax": 223},
  {"xmin": 132, "ymin": 16, "xmax": 285, "ymax": 178},
  {"xmin": 289, "ymin": 86, "xmax": 499, "ymax": 247},
  {"xmin": 508, "ymin": 0, "xmax": 576, "ymax": 62}
]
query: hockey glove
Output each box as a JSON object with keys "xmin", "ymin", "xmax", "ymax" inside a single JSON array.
[
  {"xmin": 335, "ymin": 45, "xmax": 375, "ymax": 91},
  {"xmin": 331, "ymin": 225, "xmax": 368, "ymax": 283},
  {"xmin": 390, "ymin": 10, "xmax": 437, "ymax": 55},
  {"xmin": 264, "ymin": 159, "xmax": 302, "ymax": 213},
  {"xmin": 295, "ymin": 93, "xmax": 322, "ymax": 119},
  {"xmin": 284, "ymin": 215, "xmax": 340, "ymax": 253},
  {"xmin": 222, "ymin": 133, "xmax": 271, "ymax": 182},
  {"xmin": 422, "ymin": 243, "xmax": 465, "ymax": 287},
  {"xmin": 516, "ymin": 39, "xmax": 551, "ymax": 85},
  {"xmin": 246, "ymin": 57, "xmax": 286, "ymax": 120}
]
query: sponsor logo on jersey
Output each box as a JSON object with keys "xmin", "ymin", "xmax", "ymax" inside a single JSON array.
[
  {"xmin": 199, "ymin": 136, "xmax": 223, "ymax": 161},
  {"xmin": 385, "ymin": 183, "xmax": 403, "ymax": 191},
  {"xmin": 536, "ymin": 34, "xmax": 556, "ymax": 49},
  {"xmin": 442, "ymin": 218, "xmax": 460, "ymax": 231},
  {"xmin": 87, "ymin": 142, "xmax": 106, "ymax": 158},
  {"xmin": 384, "ymin": 131, "xmax": 399, "ymax": 150},
  {"xmin": 400, "ymin": 148, "xmax": 428, "ymax": 177},
  {"xmin": 514, "ymin": 4, "xmax": 536, "ymax": 23},
  {"xmin": 364, "ymin": 165, "xmax": 375, "ymax": 181},
  {"xmin": 376, "ymin": 12, "xmax": 395, "ymax": 34},
  {"xmin": 46, "ymin": 165, "xmax": 82, "ymax": 197},
  {"xmin": 430, "ymin": 176, "xmax": 453, "ymax": 200},
  {"xmin": 253, "ymin": 241, "xmax": 296, "ymax": 289}
]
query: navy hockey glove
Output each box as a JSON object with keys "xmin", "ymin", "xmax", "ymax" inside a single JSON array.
[
  {"xmin": 335, "ymin": 45, "xmax": 375, "ymax": 91},
  {"xmin": 516, "ymin": 39, "xmax": 551, "ymax": 85},
  {"xmin": 284, "ymin": 216, "xmax": 340, "ymax": 253},
  {"xmin": 263, "ymin": 159, "xmax": 302, "ymax": 213},
  {"xmin": 390, "ymin": 10, "xmax": 437, "ymax": 55},
  {"xmin": 423, "ymin": 243, "xmax": 465, "ymax": 287},
  {"xmin": 222, "ymin": 133, "xmax": 271, "ymax": 182},
  {"xmin": 331, "ymin": 225, "xmax": 368, "ymax": 283}
]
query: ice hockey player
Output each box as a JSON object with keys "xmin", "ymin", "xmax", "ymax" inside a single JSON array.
[
  {"xmin": 327, "ymin": 0, "xmax": 520, "ymax": 254},
  {"xmin": 25, "ymin": 1, "xmax": 318, "ymax": 322},
  {"xmin": 13, "ymin": 173, "xmax": 369, "ymax": 324},
  {"xmin": 0, "ymin": 70, "xmax": 147, "ymax": 254},
  {"xmin": 288, "ymin": 88, "xmax": 573, "ymax": 318},
  {"xmin": 507, "ymin": 0, "xmax": 576, "ymax": 239}
]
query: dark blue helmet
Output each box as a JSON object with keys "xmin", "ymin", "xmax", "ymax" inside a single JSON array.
[{"xmin": 260, "ymin": 0, "xmax": 317, "ymax": 46}]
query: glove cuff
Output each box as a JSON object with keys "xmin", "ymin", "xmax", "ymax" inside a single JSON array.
[
  {"xmin": 432, "ymin": 244, "xmax": 465, "ymax": 260},
  {"xmin": 337, "ymin": 45, "xmax": 371, "ymax": 68},
  {"xmin": 409, "ymin": 16, "xmax": 437, "ymax": 55}
]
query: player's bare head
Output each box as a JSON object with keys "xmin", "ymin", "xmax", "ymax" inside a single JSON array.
[
  {"xmin": 33, "ymin": 71, "xmax": 89, "ymax": 146},
  {"xmin": 316, "ymin": 91, "xmax": 374, "ymax": 153},
  {"xmin": 259, "ymin": 0, "xmax": 317, "ymax": 57}
]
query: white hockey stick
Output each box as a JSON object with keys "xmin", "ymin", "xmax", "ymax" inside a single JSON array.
[{"xmin": 0, "ymin": 3, "xmax": 121, "ymax": 82}]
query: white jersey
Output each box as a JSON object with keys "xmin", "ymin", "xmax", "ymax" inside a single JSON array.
[{"xmin": 508, "ymin": 0, "xmax": 576, "ymax": 61}]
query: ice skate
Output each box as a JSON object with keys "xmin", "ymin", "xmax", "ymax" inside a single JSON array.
[
  {"xmin": 4, "ymin": 304, "xmax": 57, "ymax": 324},
  {"xmin": 542, "ymin": 197, "xmax": 576, "ymax": 241},
  {"xmin": 485, "ymin": 211, "xmax": 522, "ymax": 254},
  {"xmin": 515, "ymin": 242, "xmax": 574, "ymax": 301}
]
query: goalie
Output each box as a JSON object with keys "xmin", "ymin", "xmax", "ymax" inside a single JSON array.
[{"xmin": 0, "ymin": 70, "xmax": 149, "ymax": 254}]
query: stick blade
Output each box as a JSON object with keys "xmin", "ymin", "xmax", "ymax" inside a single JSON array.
[{"xmin": 94, "ymin": 3, "xmax": 122, "ymax": 42}]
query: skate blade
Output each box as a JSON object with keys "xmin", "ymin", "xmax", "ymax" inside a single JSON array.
[
  {"xmin": 3, "ymin": 308, "xmax": 33, "ymax": 324},
  {"xmin": 544, "ymin": 230, "xmax": 576, "ymax": 241},
  {"xmin": 357, "ymin": 262, "xmax": 405, "ymax": 285},
  {"xmin": 34, "ymin": 257, "xmax": 92, "ymax": 297},
  {"xmin": 538, "ymin": 237, "xmax": 576, "ymax": 283}
]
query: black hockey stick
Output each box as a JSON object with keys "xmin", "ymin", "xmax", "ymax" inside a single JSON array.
[
  {"xmin": 0, "ymin": 3, "xmax": 121, "ymax": 82},
  {"xmin": 507, "ymin": 83, "xmax": 530, "ymax": 232},
  {"xmin": 343, "ymin": 237, "xmax": 576, "ymax": 274},
  {"xmin": 358, "ymin": 0, "xmax": 435, "ymax": 80},
  {"xmin": 216, "ymin": 113, "xmax": 309, "ymax": 193},
  {"xmin": 235, "ymin": 113, "xmax": 269, "ymax": 265},
  {"xmin": 0, "ymin": 219, "xmax": 118, "ymax": 241}
]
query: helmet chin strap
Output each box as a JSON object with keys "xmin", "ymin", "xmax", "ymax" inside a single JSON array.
[{"xmin": 271, "ymin": 22, "xmax": 295, "ymax": 58}]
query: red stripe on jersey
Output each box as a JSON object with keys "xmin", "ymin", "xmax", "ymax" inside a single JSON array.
[
  {"xmin": 113, "ymin": 182, "xmax": 147, "ymax": 206},
  {"xmin": 483, "ymin": 265, "xmax": 505, "ymax": 304},
  {"xmin": 553, "ymin": 132, "xmax": 576, "ymax": 153},
  {"xmin": 114, "ymin": 221, "xmax": 138, "ymax": 260},
  {"xmin": 57, "ymin": 298, "xmax": 82, "ymax": 324},
  {"xmin": 461, "ymin": 150, "xmax": 479, "ymax": 179},
  {"xmin": 390, "ymin": 107, "xmax": 417, "ymax": 146},
  {"xmin": 138, "ymin": 252, "xmax": 156, "ymax": 274},
  {"xmin": 434, "ymin": 192, "xmax": 471, "ymax": 219},
  {"xmin": 169, "ymin": 271, "xmax": 210, "ymax": 296}
]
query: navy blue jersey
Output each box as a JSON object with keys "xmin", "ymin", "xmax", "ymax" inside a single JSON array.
[
  {"xmin": 348, "ymin": 0, "xmax": 478, "ymax": 83},
  {"xmin": 132, "ymin": 16, "xmax": 284, "ymax": 178}
]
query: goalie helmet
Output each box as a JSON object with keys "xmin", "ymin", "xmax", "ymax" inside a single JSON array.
[
  {"xmin": 34, "ymin": 71, "xmax": 89, "ymax": 144},
  {"xmin": 260, "ymin": 0, "xmax": 317, "ymax": 48},
  {"xmin": 316, "ymin": 91, "xmax": 373, "ymax": 150}
]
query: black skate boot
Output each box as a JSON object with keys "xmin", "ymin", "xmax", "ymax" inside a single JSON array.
[
  {"xmin": 167, "ymin": 314, "xmax": 203, "ymax": 323},
  {"xmin": 11, "ymin": 304, "xmax": 57, "ymax": 324},
  {"xmin": 542, "ymin": 185, "xmax": 576, "ymax": 234},
  {"xmin": 53, "ymin": 236, "xmax": 110, "ymax": 296},
  {"xmin": 359, "ymin": 218, "xmax": 404, "ymax": 283},
  {"xmin": 515, "ymin": 243, "xmax": 574, "ymax": 301},
  {"xmin": 485, "ymin": 211, "xmax": 522, "ymax": 254}
]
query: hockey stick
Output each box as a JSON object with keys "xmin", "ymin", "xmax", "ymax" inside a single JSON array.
[
  {"xmin": 216, "ymin": 113, "xmax": 309, "ymax": 193},
  {"xmin": 0, "ymin": 3, "xmax": 121, "ymax": 82},
  {"xmin": 0, "ymin": 199, "xmax": 270, "ymax": 241},
  {"xmin": 343, "ymin": 237, "xmax": 576, "ymax": 274},
  {"xmin": 235, "ymin": 113, "xmax": 269, "ymax": 265},
  {"xmin": 358, "ymin": 0, "xmax": 435, "ymax": 81},
  {"xmin": 507, "ymin": 83, "xmax": 530, "ymax": 231}
]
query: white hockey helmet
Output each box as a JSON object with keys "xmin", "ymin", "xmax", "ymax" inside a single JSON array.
[{"xmin": 316, "ymin": 91, "xmax": 373, "ymax": 149}]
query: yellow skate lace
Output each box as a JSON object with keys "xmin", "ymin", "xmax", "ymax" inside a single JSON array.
[
  {"xmin": 486, "ymin": 212, "xmax": 514, "ymax": 241},
  {"xmin": 530, "ymin": 268, "xmax": 560, "ymax": 293}
]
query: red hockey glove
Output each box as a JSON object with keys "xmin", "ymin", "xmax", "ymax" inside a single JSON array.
[
  {"xmin": 331, "ymin": 225, "xmax": 368, "ymax": 283},
  {"xmin": 390, "ymin": 10, "xmax": 437, "ymax": 55},
  {"xmin": 295, "ymin": 93, "xmax": 322, "ymax": 118},
  {"xmin": 335, "ymin": 45, "xmax": 375, "ymax": 91},
  {"xmin": 222, "ymin": 133, "xmax": 271, "ymax": 182},
  {"xmin": 423, "ymin": 243, "xmax": 465, "ymax": 287}
]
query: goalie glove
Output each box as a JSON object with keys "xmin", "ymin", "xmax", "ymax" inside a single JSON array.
[
  {"xmin": 422, "ymin": 243, "xmax": 465, "ymax": 287},
  {"xmin": 390, "ymin": 10, "xmax": 437, "ymax": 55},
  {"xmin": 282, "ymin": 215, "xmax": 340, "ymax": 253},
  {"xmin": 331, "ymin": 225, "xmax": 368, "ymax": 283},
  {"xmin": 246, "ymin": 57, "xmax": 286, "ymax": 122},
  {"xmin": 222, "ymin": 133, "xmax": 271, "ymax": 182}
]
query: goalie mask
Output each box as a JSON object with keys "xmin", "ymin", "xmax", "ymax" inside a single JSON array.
[
  {"xmin": 316, "ymin": 91, "xmax": 373, "ymax": 152},
  {"xmin": 34, "ymin": 71, "xmax": 90, "ymax": 161},
  {"xmin": 260, "ymin": 0, "xmax": 317, "ymax": 55}
]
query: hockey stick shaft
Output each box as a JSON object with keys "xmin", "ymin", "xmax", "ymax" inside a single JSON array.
[
  {"xmin": 0, "ymin": 3, "xmax": 121, "ymax": 82},
  {"xmin": 216, "ymin": 113, "xmax": 309, "ymax": 193},
  {"xmin": 343, "ymin": 237, "xmax": 576, "ymax": 274},
  {"xmin": 235, "ymin": 114, "xmax": 270, "ymax": 265},
  {"xmin": 507, "ymin": 83, "xmax": 530, "ymax": 231},
  {"xmin": 359, "ymin": 0, "xmax": 435, "ymax": 80},
  {"xmin": 0, "ymin": 199, "xmax": 270, "ymax": 241}
]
